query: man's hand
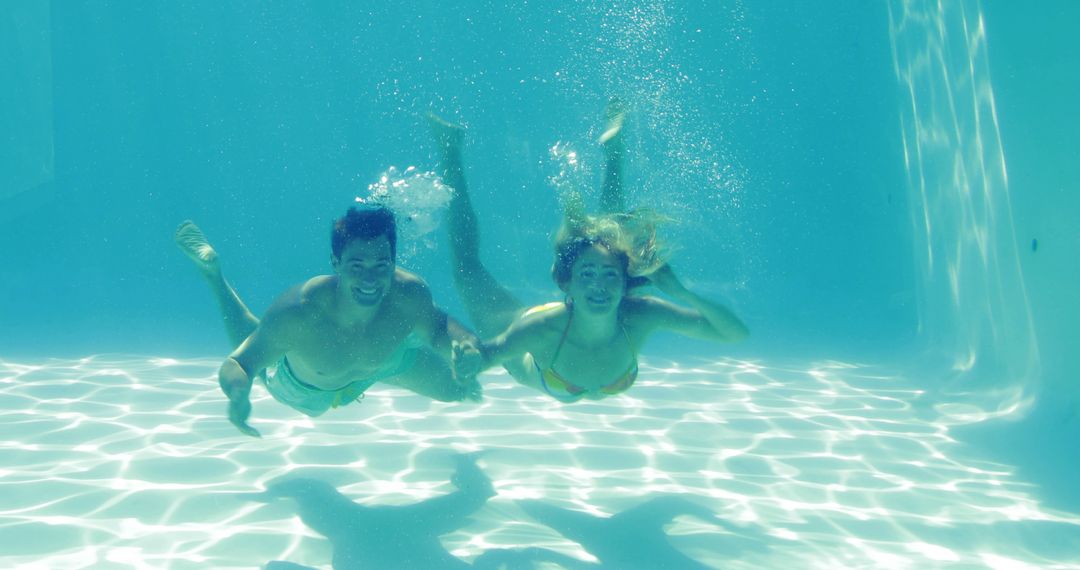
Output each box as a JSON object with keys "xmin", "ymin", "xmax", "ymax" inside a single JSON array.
[
  {"xmin": 451, "ymin": 339, "xmax": 483, "ymax": 396},
  {"xmin": 453, "ymin": 340, "xmax": 484, "ymax": 402},
  {"xmin": 219, "ymin": 375, "xmax": 262, "ymax": 438},
  {"xmin": 227, "ymin": 396, "xmax": 261, "ymax": 438}
]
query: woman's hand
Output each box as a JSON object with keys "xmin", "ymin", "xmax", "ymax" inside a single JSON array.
[
  {"xmin": 452, "ymin": 339, "xmax": 483, "ymax": 383},
  {"xmin": 648, "ymin": 264, "xmax": 688, "ymax": 298}
]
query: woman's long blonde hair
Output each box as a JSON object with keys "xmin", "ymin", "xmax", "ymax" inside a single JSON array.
[{"xmin": 552, "ymin": 206, "xmax": 671, "ymax": 290}]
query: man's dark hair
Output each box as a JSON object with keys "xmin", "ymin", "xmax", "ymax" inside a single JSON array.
[{"xmin": 331, "ymin": 205, "xmax": 397, "ymax": 260}]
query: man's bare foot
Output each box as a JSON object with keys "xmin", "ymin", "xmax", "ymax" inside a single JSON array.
[
  {"xmin": 174, "ymin": 220, "xmax": 221, "ymax": 278},
  {"xmin": 427, "ymin": 111, "xmax": 465, "ymax": 153},
  {"xmin": 598, "ymin": 97, "xmax": 626, "ymax": 146}
]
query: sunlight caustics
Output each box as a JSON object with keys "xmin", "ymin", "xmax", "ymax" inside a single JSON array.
[
  {"xmin": 887, "ymin": 0, "xmax": 1038, "ymax": 414},
  {"xmin": 1, "ymin": 356, "xmax": 1078, "ymax": 569}
]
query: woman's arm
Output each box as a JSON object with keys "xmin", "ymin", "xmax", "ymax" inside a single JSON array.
[
  {"xmin": 637, "ymin": 264, "xmax": 748, "ymax": 342},
  {"xmin": 475, "ymin": 303, "xmax": 565, "ymax": 370}
]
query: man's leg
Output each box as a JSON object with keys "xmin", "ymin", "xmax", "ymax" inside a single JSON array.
[{"xmin": 174, "ymin": 221, "xmax": 259, "ymax": 347}]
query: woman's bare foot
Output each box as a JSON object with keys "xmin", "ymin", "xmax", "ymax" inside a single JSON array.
[
  {"xmin": 427, "ymin": 111, "xmax": 465, "ymax": 154},
  {"xmin": 598, "ymin": 97, "xmax": 627, "ymax": 146},
  {"xmin": 174, "ymin": 220, "xmax": 221, "ymax": 278}
]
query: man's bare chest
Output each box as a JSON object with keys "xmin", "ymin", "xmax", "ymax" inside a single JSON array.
[{"xmin": 287, "ymin": 317, "xmax": 414, "ymax": 385}]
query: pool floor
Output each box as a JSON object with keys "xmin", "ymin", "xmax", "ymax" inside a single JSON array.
[{"xmin": 1, "ymin": 356, "xmax": 1078, "ymax": 569}]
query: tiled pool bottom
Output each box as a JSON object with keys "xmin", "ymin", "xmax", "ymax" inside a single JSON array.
[{"xmin": 1, "ymin": 356, "xmax": 1078, "ymax": 569}]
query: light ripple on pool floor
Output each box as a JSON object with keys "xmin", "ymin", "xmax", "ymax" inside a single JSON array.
[{"xmin": 0, "ymin": 355, "xmax": 1078, "ymax": 569}]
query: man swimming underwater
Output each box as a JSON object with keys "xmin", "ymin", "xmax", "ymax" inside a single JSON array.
[{"xmin": 175, "ymin": 205, "xmax": 482, "ymax": 437}]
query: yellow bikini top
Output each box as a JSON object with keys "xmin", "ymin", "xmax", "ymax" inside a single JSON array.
[{"xmin": 526, "ymin": 302, "xmax": 639, "ymax": 402}]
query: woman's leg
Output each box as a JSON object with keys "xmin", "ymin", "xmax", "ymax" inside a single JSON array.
[
  {"xmin": 174, "ymin": 221, "xmax": 259, "ymax": 347},
  {"xmin": 382, "ymin": 348, "xmax": 482, "ymax": 402},
  {"xmin": 598, "ymin": 97, "xmax": 628, "ymax": 215},
  {"xmin": 429, "ymin": 114, "xmax": 525, "ymax": 339}
]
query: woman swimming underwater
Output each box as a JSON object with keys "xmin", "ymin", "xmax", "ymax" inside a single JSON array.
[{"xmin": 432, "ymin": 100, "xmax": 748, "ymax": 402}]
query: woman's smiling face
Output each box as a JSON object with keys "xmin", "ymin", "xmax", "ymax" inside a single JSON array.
[{"xmin": 566, "ymin": 243, "xmax": 627, "ymax": 315}]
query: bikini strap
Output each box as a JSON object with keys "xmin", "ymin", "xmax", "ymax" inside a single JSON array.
[
  {"xmin": 620, "ymin": 321, "xmax": 637, "ymax": 358},
  {"xmin": 548, "ymin": 304, "xmax": 574, "ymax": 369}
]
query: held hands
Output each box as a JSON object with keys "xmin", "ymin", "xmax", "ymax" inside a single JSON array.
[
  {"xmin": 452, "ymin": 339, "xmax": 484, "ymax": 402},
  {"xmin": 451, "ymin": 339, "xmax": 483, "ymax": 381},
  {"xmin": 219, "ymin": 376, "xmax": 262, "ymax": 438}
]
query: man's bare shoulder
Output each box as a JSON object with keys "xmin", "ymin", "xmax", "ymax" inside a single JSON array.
[
  {"xmin": 392, "ymin": 267, "xmax": 429, "ymax": 290},
  {"xmin": 263, "ymin": 275, "xmax": 335, "ymax": 325},
  {"xmin": 390, "ymin": 268, "xmax": 435, "ymax": 306}
]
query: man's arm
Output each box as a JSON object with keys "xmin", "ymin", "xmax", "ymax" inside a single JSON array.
[
  {"xmin": 425, "ymin": 309, "xmax": 478, "ymax": 356},
  {"xmin": 218, "ymin": 313, "xmax": 291, "ymax": 437},
  {"xmin": 405, "ymin": 278, "xmax": 483, "ymax": 382}
]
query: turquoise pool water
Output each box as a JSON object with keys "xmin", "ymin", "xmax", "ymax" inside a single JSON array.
[{"xmin": 2, "ymin": 1, "xmax": 1078, "ymax": 568}]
